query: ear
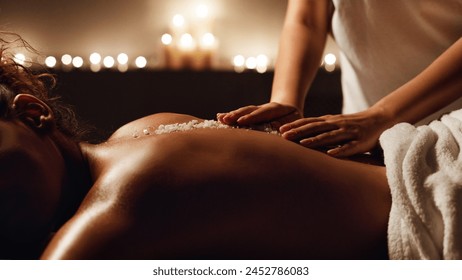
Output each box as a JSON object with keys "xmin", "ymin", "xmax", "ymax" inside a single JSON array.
[{"xmin": 12, "ymin": 94, "xmax": 55, "ymax": 131}]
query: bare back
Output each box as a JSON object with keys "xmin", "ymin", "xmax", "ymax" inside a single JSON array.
[{"xmin": 41, "ymin": 113, "xmax": 391, "ymax": 259}]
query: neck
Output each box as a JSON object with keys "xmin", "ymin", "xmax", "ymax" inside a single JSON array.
[{"xmin": 51, "ymin": 132, "xmax": 93, "ymax": 228}]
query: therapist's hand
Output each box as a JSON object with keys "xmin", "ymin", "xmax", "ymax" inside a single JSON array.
[
  {"xmin": 217, "ymin": 102, "xmax": 302, "ymax": 129},
  {"xmin": 280, "ymin": 108, "xmax": 393, "ymax": 157}
]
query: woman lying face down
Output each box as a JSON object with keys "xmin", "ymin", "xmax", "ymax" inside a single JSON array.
[{"xmin": 0, "ymin": 35, "xmax": 391, "ymax": 260}]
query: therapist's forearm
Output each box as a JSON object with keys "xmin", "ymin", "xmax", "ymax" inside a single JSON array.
[
  {"xmin": 271, "ymin": 22, "xmax": 327, "ymax": 111},
  {"xmin": 270, "ymin": 0, "xmax": 330, "ymax": 113},
  {"xmin": 372, "ymin": 38, "xmax": 462, "ymax": 125}
]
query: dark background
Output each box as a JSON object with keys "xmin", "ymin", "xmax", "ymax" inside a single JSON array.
[
  {"xmin": 54, "ymin": 69, "xmax": 342, "ymax": 141},
  {"xmin": 1, "ymin": 0, "xmax": 343, "ymax": 141}
]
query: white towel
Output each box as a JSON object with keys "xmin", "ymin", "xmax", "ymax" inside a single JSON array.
[{"xmin": 379, "ymin": 109, "xmax": 462, "ymax": 259}]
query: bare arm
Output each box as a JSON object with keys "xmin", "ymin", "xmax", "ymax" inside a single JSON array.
[
  {"xmin": 218, "ymin": 0, "xmax": 331, "ymax": 126},
  {"xmin": 281, "ymin": 38, "xmax": 462, "ymax": 157},
  {"xmin": 270, "ymin": 0, "xmax": 331, "ymax": 111}
]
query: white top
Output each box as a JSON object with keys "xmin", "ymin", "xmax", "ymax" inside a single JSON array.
[{"xmin": 331, "ymin": 0, "xmax": 462, "ymax": 124}]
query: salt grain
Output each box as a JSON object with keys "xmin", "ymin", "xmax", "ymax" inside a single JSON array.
[{"xmin": 154, "ymin": 119, "xmax": 280, "ymax": 135}]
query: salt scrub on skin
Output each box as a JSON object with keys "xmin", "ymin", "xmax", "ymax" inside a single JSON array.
[{"xmin": 153, "ymin": 119, "xmax": 280, "ymax": 135}]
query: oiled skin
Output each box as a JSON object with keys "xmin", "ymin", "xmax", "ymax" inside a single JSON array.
[{"xmin": 41, "ymin": 113, "xmax": 391, "ymax": 259}]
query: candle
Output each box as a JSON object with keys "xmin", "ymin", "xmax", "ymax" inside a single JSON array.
[
  {"xmin": 45, "ymin": 56, "xmax": 57, "ymax": 68},
  {"xmin": 256, "ymin": 54, "xmax": 269, "ymax": 73},
  {"xmin": 161, "ymin": 33, "xmax": 182, "ymax": 69},
  {"xmin": 161, "ymin": 5, "xmax": 219, "ymax": 71},
  {"xmin": 135, "ymin": 56, "xmax": 147, "ymax": 68},
  {"xmin": 193, "ymin": 4, "xmax": 214, "ymax": 40},
  {"xmin": 178, "ymin": 33, "xmax": 196, "ymax": 69},
  {"xmin": 179, "ymin": 33, "xmax": 195, "ymax": 50},
  {"xmin": 170, "ymin": 14, "xmax": 187, "ymax": 38},
  {"xmin": 103, "ymin": 56, "xmax": 115, "ymax": 68},
  {"xmin": 89, "ymin": 52, "xmax": 102, "ymax": 72},
  {"xmin": 195, "ymin": 32, "xmax": 217, "ymax": 70},
  {"xmin": 232, "ymin": 55, "xmax": 245, "ymax": 73}
]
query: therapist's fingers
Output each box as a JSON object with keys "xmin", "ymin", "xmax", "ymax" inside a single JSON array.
[
  {"xmin": 281, "ymin": 120, "xmax": 338, "ymax": 141},
  {"xmin": 234, "ymin": 106, "xmax": 274, "ymax": 125},
  {"xmin": 267, "ymin": 110, "xmax": 303, "ymax": 130},
  {"xmin": 299, "ymin": 128, "xmax": 353, "ymax": 148},
  {"xmin": 236, "ymin": 103, "xmax": 301, "ymax": 126},
  {"xmin": 218, "ymin": 103, "xmax": 302, "ymax": 128},
  {"xmin": 216, "ymin": 112, "xmax": 226, "ymax": 122},
  {"xmin": 279, "ymin": 116, "xmax": 331, "ymax": 134},
  {"xmin": 297, "ymin": 129, "xmax": 367, "ymax": 158},
  {"xmin": 217, "ymin": 106, "xmax": 259, "ymax": 124},
  {"xmin": 327, "ymin": 141, "xmax": 362, "ymax": 157}
]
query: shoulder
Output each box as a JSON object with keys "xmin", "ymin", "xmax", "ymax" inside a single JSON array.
[{"xmin": 108, "ymin": 113, "xmax": 203, "ymax": 141}]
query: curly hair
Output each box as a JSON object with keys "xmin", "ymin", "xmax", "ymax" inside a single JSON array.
[{"xmin": 0, "ymin": 31, "xmax": 86, "ymax": 140}]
